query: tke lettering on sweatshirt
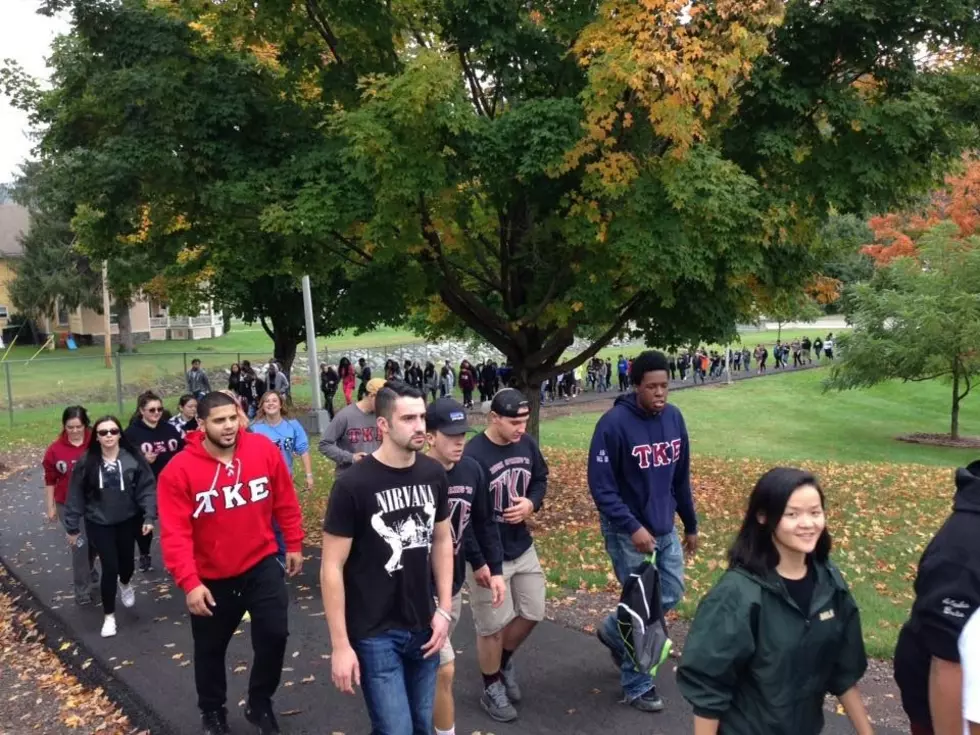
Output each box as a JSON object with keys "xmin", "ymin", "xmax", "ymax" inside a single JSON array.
[
  {"xmin": 193, "ymin": 476, "xmax": 270, "ymax": 518},
  {"xmin": 490, "ymin": 466, "xmax": 532, "ymax": 517},
  {"xmin": 631, "ymin": 439, "xmax": 683, "ymax": 469},
  {"xmin": 375, "ymin": 484, "xmax": 436, "ymax": 514},
  {"xmin": 347, "ymin": 426, "xmax": 378, "ymax": 445},
  {"xmin": 447, "ymin": 484, "xmax": 474, "ymax": 552}
]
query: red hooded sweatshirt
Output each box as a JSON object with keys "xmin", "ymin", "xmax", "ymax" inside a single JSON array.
[
  {"xmin": 157, "ymin": 429, "xmax": 304, "ymax": 593},
  {"xmin": 43, "ymin": 431, "xmax": 90, "ymax": 504}
]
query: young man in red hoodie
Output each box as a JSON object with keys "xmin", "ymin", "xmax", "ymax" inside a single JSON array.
[{"xmin": 158, "ymin": 391, "xmax": 304, "ymax": 735}]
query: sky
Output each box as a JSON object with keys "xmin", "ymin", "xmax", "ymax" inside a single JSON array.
[{"xmin": 0, "ymin": 0, "xmax": 70, "ymax": 184}]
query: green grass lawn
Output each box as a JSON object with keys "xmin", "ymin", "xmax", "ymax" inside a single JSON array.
[{"xmin": 543, "ymin": 367, "xmax": 975, "ymax": 466}]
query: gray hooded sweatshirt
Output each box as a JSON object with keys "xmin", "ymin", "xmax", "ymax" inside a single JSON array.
[
  {"xmin": 317, "ymin": 403, "xmax": 380, "ymax": 475},
  {"xmin": 63, "ymin": 448, "xmax": 157, "ymax": 534}
]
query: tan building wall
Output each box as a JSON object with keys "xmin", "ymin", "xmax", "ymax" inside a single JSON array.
[{"xmin": 0, "ymin": 260, "xmax": 16, "ymax": 327}]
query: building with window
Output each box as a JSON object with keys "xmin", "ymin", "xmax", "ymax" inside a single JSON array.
[{"xmin": 0, "ymin": 203, "xmax": 223, "ymax": 343}]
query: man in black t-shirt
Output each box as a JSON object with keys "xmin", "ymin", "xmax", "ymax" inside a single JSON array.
[
  {"xmin": 425, "ymin": 398, "xmax": 506, "ymax": 735},
  {"xmin": 321, "ymin": 382, "xmax": 453, "ymax": 735},
  {"xmin": 464, "ymin": 388, "xmax": 549, "ymax": 723}
]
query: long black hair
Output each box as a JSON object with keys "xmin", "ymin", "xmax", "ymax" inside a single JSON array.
[
  {"xmin": 727, "ymin": 467, "xmax": 832, "ymax": 577},
  {"xmin": 129, "ymin": 390, "xmax": 164, "ymax": 427},
  {"xmin": 61, "ymin": 405, "xmax": 90, "ymax": 428},
  {"xmin": 80, "ymin": 415, "xmax": 141, "ymax": 499}
]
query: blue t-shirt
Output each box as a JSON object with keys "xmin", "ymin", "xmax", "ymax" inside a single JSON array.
[{"xmin": 250, "ymin": 419, "xmax": 309, "ymax": 476}]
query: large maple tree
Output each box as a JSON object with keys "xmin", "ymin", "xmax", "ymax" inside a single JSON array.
[{"xmin": 7, "ymin": 0, "xmax": 980, "ymax": 433}]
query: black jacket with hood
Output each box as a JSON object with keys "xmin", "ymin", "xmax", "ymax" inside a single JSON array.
[
  {"xmin": 63, "ymin": 448, "xmax": 157, "ymax": 533},
  {"xmin": 894, "ymin": 463, "xmax": 980, "ymax": 728}
]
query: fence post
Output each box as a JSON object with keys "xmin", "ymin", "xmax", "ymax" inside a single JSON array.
[
  {"xmin": 115, "ymin": 355, "xmax": 124, "ymax": 416},
  {"xmin": 237, "ymin": 352, "xmax": 241, "ymax": 366},
  {"xmin": 183, "ymin": 352, "xmax": 188, "ymax": 375},
  {"xmin": 4, "ymin": 362, "xmax": 12, "ymax": 428}
]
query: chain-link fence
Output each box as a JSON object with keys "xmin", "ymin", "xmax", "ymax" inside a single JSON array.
[{"xmin": 0, "ymin": 339, "xmax": 512, "ymax": 428}]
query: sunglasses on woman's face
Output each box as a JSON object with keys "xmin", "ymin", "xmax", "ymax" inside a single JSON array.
[
  {"xmin": 145, "ymin": 407, "xmax": 163, "ymax": 414},
  {"xmin": 97, "ymin": 428, "xmax": 121, "ymax": 437}
]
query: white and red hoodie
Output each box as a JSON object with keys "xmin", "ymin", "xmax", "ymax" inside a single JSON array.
[{"xmin": 158, "ymin": 429, "xmax": 304, "ymax": 593}]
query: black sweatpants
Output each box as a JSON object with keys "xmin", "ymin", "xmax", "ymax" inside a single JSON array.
[
  {"xmin": 85, "ymin": 516, "xmax": 140, "ymax": 614},
  {"xmin": 322, "ymin": 389, "xmax": 337, "ymax": 420},
  {"xmin": 136, "ymin": 512, "xmax": 152, "ymax": 556},
  {"xmin": 618, "ymin": 373, "xmax": 628, "ymax": 391},
  {"xmin": 190, "ymin": 555, "xmax": 289, "ymax": 714}
]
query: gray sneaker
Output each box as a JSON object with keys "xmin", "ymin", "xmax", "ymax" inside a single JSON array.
[
  {"xmin": 480, "ymin": 680, "xmax": 518, "ymax": 723},
  {"xmin": 626, "ymin": 687, "xmax": 665, "ymax": 713},
  {"xmin": 500, "ymin": 659, "xmax": 522, "ymax": 703}
]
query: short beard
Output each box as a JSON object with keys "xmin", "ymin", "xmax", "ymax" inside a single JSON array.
[{"xmin": 206, "ymin": 429, "xmax": 237, "ymax": 448}]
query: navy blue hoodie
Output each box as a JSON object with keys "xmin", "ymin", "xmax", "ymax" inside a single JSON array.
[{"xmin": 588, "ymin": 393, "xmax": 697, "ymax": 537}]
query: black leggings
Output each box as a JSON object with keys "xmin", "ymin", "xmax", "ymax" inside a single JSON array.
[{"xmin": 86, "ymin": 516, "xmax": 140, "ymax": 614}]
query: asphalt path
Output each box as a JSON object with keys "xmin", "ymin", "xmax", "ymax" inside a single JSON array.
[{"xmin": 0, "ymin": 466, "xmax": 899, "ymax": 734}]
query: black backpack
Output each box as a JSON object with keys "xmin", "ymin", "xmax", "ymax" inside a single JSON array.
[{"xmin": 616, "ymin": 552, "xmax": 673, "ymax": 676}]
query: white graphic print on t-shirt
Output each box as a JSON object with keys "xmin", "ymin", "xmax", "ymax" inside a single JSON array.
[{"xmin": 370, "ymin": 484, "xmax": 437, "ymax": 575}]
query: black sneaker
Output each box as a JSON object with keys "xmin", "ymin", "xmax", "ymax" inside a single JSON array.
[
  {"xmin": 626, "ymin": 687, "xmax": 665, "ymax": 713},
  {"xmin": 139, "ymin": 554, "xmax": 153, "ymax": 573},
  {"xmin": 245, "ymin": 704, "xmax": 280, "ymax": 734},
  {"xmin": 596, "ymin": 627, "xmax": 624, "ymax": 668},
  {"xmin": 201, "ymin": 709, "xmax": 230, "ymax": 735},
  {"xmin": 480, "ymin": 680, "xmax": 518, "ymax": 723}
]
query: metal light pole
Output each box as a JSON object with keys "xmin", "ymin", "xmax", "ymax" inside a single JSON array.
[{"xmin": 302, "ymin": 275, "xmax": 329, "ymax": 434}]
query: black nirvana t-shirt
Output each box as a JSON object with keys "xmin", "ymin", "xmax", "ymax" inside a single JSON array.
[{"xmin": 323, "ymin": 453, "xmax": 450, "ymax": 642}]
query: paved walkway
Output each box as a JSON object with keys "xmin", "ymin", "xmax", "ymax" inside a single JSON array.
[{"xmin": 0, "ymin": 468, "xmax": 897, "ymax": 734}]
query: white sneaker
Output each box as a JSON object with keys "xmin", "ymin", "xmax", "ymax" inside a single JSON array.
[
  {"xmin": 101, "ymin": 614, "xmax": 117, "ymax": 638},
  {"xmin": 119, "ymin": 583, "xmax": 135, "ymax": 608}
]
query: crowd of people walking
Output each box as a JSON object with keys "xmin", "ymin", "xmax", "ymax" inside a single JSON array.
[{"xmin": 37, "ymin": 339, "xmax": 978, "ymax": 735}]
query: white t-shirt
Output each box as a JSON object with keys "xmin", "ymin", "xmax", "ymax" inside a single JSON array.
[{"xmin": 962, "ymin": 608, "xmax": 980, "ymax": 735}]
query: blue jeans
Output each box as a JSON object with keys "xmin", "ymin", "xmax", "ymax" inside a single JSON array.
[
  {"xmin": 353, "ymin": 628, "xmax": 439, "ymax": 735},
  {"xmin": 599, "ymin": 516, "xmax": 685, "ymax": 701}
]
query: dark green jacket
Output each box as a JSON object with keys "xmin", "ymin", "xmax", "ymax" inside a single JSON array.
[{"xmin": 677, "ymin": 561, "xmax": 867, "ymax": 735}]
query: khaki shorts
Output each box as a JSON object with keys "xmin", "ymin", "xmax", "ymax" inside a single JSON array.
[
  {"xmin": 438, "ymin": 592, "xmax": 463, "ymax": 665},
  {"xmin": 465, "ymin": 545, "xmax": 546, "ymax": 637}
]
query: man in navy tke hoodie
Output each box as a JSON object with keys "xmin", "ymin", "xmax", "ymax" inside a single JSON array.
[{"xmin": 588, "ymin": 349, "xmax": 698, "ymax": 714}]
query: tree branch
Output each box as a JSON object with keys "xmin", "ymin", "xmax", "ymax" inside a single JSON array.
[
  {"xmin": 549, "ymin": 295, "xmax": 641, "ymax": 376},
  {"xmin": 418, "ymin": 196, "xmax": 514, "ymax": 348},
  {"xmin": 905, "ymin": 372, "xmax": 949, "ymax": 383},
  {"xmin": 458, "ymin": 49, "xmax": 490, "ymax": 117},
  {"xmin": 960, "ymin": 371, "xmax": 972, "ymax": 402},
  {"xmin": 330, "ymin": 230, "xmax": 373, "ymax": 264},
  {"xmin": 305, "ymin": 0, "xmax": 344, "ymax": 65},
  {"xmin": 259, "ymin": 314, "xmax": 275, "ymax": 341}
]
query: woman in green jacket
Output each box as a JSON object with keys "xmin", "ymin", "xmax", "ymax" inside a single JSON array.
[{"xmin": 677, "ymin": 467, "xmax": 874, "ymax": 735}]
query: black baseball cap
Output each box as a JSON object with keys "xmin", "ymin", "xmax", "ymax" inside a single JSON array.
[
  {"xmin": 426, "ymin": 397, "xmax": 473, "ymax": 436},
  {"xmin": 490, "ymin": 388, "xmax": 530, "ymax": 418}
]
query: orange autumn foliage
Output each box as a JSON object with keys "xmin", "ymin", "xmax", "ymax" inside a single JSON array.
[{"xmin": 865, "ymin": 157, "xmax": 980, "ymax": 265}]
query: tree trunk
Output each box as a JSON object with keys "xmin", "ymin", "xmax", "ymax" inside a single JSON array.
[
  {"xmin": 951, "ymin": 366, "xmax": 960, "ymax": 440},
  {"xmin": 222, "ymin": 311, "xmax": 231, "ymax": 334},
  {"xmin": 272, "ymin": 327, "xmax": 299, "ymax": 377},
  {"xmin": 777, "ymin": 321, "xmax": 783, "ymax": 342},
  {"xmin": 116, "ymin": 301, "xmax": 135, "ymax": 353}
]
